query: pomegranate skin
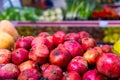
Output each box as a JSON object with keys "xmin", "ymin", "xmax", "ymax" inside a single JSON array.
[
  {"xmin": 64, "ymin": 32, "xmax": 79, "ymax": 41},
  {"xmin": 29, "ymin": 44, "xmax": 49, "ymax": 64},
  {"xmin": 67, "ymin": 56, "xmax": 88, "ymax": 75},
  {"xmin": 96, "ymin": 53, "xmax": 120, "ymax": 78},
  {"xmin": 12, "ymin": 48, "xmax": 29, "ymax": 65},
  {"xmin": 101, "ymin": 45, "xmax": 112, "ymax": 53},
  {"xmin": 62, "ymin": 71, "xmax": 82, "ymax": 80},
  {"xmin": 49, "ymin": 44, "xmax": 71, "ymax": 69},
  {"xmin": 52, "ymin": 31, "xmax": 66, "ymax": 45},
  {"xmin": 0, "ymin": 49, "xmax": 11, "ymax": 64},
  {"xmin": 81, "ymin": 37, "xmax": 96, "ymax": 51},
  {"xmin": 38, "ymin": 32, "xmax": 50, "ymax": 38},
  {"xmin": 18, "ymin": 60, "xmax": 37, "ymax": 72},
  {"xmin": 78, "ymin": 31, "xmax": 90, "ymax": 39},
  {"xmin": 0, "ymin": 63, "xmax": 20, "ymax": 79},
  {"xmin": 31, "ymin": 36, "xmax": 53, "ymax": 50},
  {"xmin": 83, "ymin": 69, "xmax": 108, "ymax": 80},
  {"xmin": 40, "ymin": 63, "xmax": 50, "ymax": 73},
  {"xmin": 18, "ymin": 68, "xmax": 42, "ymax": 80},
  {"xmin": 63, "ymin": 40, "xmax": 84, "ymax": 57},
  {"xmin": 43, "ymin": 65, "xmax": 63, "ymax": 80},
  {"xmin": 14, "ymin": 36, "xmax": 34, "ymax": 50}
]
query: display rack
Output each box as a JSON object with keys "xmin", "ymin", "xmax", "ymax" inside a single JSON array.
[{"xmin": 12, "ymin": 21, "xmax": 120, "ymax": 27}]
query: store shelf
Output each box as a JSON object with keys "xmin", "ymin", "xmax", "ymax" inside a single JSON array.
[{"xmin": 12, "ymin": 20, "xmax": 120, "ymax": 27}]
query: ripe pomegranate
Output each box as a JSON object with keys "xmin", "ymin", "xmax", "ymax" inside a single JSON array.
[
  {"xmin": 31, "ymin": 37, "xmax": 46, "ymax": 46},
  {"xmin": 63, "ymin": 40, "xmax": 84, "ymax": 57},
  {"xmin": 52, "ymin": 31, "xmax": 65, "ymax": 45},
  {"xmin": 0, "ymin": 63, "xmax": 20, "ymax": 79},
  {"xmin": 81, "ymin": 37, "xmax": 96, "ymax": 51},
  {"xmin": 38, "ymin": 32, "xmax": 50, "ymax": 38},
  {"xmin": 64, "ymin": 32, "xmax": 79, "ymax": 41},
  {"xmin": 96, "ymin": 53, "xmax": 120, "ymax": 78},
  {"xmin": 67, "ymin": 56, "xmax": 88, "ymax": 75},
  {"xmin": 29, "ymin": 44, "xmax": 49, "ymax": 64},
  {"xmin": 83, "ymin": 48, "xmax": 100, "ymax": 65},
  {"xmin": 49, "ymin": 44, "xmax": 71, "ymax": 69},
  {"xmin": 93, "ymin": 46, "xmax": 103, "ymax": 55},
  {"xmin": 46, "ymin": 36, "xmax": 54, "ymax": 50},
  {"xmin": 12, "ymin": 48, "xmax": 29, "ymax": 65},
  {"xmin": 14, "ymin": 36, "xmax": 34, "ymax": 50},
  {"xmin": 0, "ymin": 49, "xmax": 11, "ymax": 64},
  {"xmin": 83, "ymin": 69, "xmax": 108, "ymax": 80},
  {"xmin": 101, "ymin": 45, "xmax": 112, "ymax": 53},
  {"xmin": 31, "ymin": 36, "xmax": 53, "ymax": 50},
  {"xmin": 62, "ymin": 71, "xmax": 82, "ymax": 80},
  {"xmin": 18, "ymin": 68, "xmax": 42, "ymax": 80},
  {"xmin": 43, "ymin": 65, "xmax": 63, "ymax": 80},
  {"xmin": 40, "ymin": 63, "xmax": 50, "ymax": 73},
  {"xmin": 18, "ymin": 60, "xmax": 37, "ymax": 72},
  {"xmin": 78, "ymin": 31, "xmax": 90, "ymax": 39}
]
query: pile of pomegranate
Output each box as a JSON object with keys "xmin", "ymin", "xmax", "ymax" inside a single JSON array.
[{"xmin": 0, "ymin": 31, "xmax": 120, "ymax": 80}]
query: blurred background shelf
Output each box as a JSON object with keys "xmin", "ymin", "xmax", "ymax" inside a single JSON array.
[{"xmin": 12, "ymin": 21, "xmax": 120, "ymax": 27}]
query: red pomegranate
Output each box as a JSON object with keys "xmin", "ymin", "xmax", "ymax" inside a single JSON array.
[
  {"xmin": 49, "ymin": 44, "xmax": 71, "ymax": 69},
  {"xmin": 18, "ymin": 68, "xmax": 42, "ymax": 80},
  {"xmin": 62, "ymin": 71, "xmax": 82, "ymax": 80},
  {"xmin": 12, "ymin": 48, "xmax": 29, "ymax": 65},
  {"xmin": 0, "ymin": 49, "xmax": 11, "ymax": 64},
  {"xmin": 0, "ymin": 63, "xmax": 20, "ymax": 79},
  {"xmin": 83, "ymin": 69, "xmax": 108, "ymax": 80},
  {"xmin": 63, "ymin": 40, "xmax": 84, "ymax": 57},
  {"xmin": 96, "ymin": 53, "xmax": 120, "ymax": 78},
  {"xmin": 67, "ymin": 56, "xmax": 88, "ymax": 75},
  {"xmin": 43, "ymin": 65, "xmax": 63, "ymax": 80},
  {"xmin": 52, "ymin": 31, "xmax": 65, "ymax": 45}
]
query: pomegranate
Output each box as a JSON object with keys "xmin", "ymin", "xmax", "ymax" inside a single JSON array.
[
  {"xmin": 14, "ymin": 36, "xmax": 34, "ymax": 50},
  {"xmin": 46, "ymin": 36, "xmax": 54, "ymax": 50},
  {"xmin": 40, "ymin": 63, "xmax": 50, "ymax": 73},
  {"xmin": 31, "ymin": 37, "xmax": 45, "ymax": 46},
  {"xmin": 12, "ymin": 48, "xmax": 29, "ymax": 65},
  {"xmin": 18, "ymin": 68, "xmax": 42, "ymax": 80},
  {"xmin": 0, "ymin": 63, "xmax": 20, "ymax": 79},
  {"xmin": 78, "ymin": 31, "xmax": 90, "ymax": 39},
  {"xmin": 63, "ymin": 40, "xmax": 84, "ymax": 57},
  {"xmin": 0, "ymin": 49, "xmax": 11, "ymax": 64},
  {"xmin": 29, "ymin": 44, "xmax": 49, "ymax": 64},
  {"xmin": 83, "ymin": 48, "xmax": 100, "ymax": 65},
  {"xmin": 38, "ymin": 32, "xmax": 50, "ymax": 37},
  {"xmin": 96, "ymin": 53, "xmax": 120, "ymax": 78},
  {"xmin": 49, "ymin": 44, "xmax": 71, "ymax": 69},
  {"xmin": 43, "ymin": 65, "xmax": 63, "ymax": 80},
  {"xmin": 81, "ymin": 37, "xmax": 96, "ymax": 51},
  {"xmin": 52, "ymin": 31, "xmax": 65, "ymax": 45},
  {"xmin": 64, "ymin": 32, "xmax": 79, "ymax": 41},
  {"xmin": 83, "ymin": 69, "xmax": 108, "ymax": 80},
  {"xmin": 67, "ymin": 56, "xmax": 88, "ymax": 75},
  {"xmin": 93, "ymin": 46, "xmax": 103, "ymax": 55},
  {"xmin": 18, "ymin": 60, "xmax": 37, "ymax": 72},
  {"xmin": 31, "ymin": 36, "xmax": 53, "ymax": 50},
  {"xmin": 62, "ymin": 71, "xmax": 82, "ymax": 80},
  {"xmin": 101, "ymin": 45, "xmax": 112, "ymax": 53}
]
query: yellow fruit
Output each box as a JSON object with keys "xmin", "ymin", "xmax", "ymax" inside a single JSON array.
[
  {"xmin": 112, "ymin": 40, "xmax": 120, "ymax": 56},
  {"xmin": 0, "ymin": 31, "xmax": 14, "ymax": 49},
  {"xmin": 0, "ymin": 20, "xmax": 19, "ymax": 40}
]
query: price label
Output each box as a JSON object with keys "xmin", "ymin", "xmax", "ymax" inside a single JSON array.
[{"xmin": 99, "ymin": 21, "xmax": 108, "ymax": 27}]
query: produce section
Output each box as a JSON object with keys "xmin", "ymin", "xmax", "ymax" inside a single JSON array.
[
  {"xmin": 0, "ymin": 0, "xmax": 120, "ymax": 80},
  {"xmin": 0, "ymin": 20, "xmax": 119, "ymax": 80}
]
